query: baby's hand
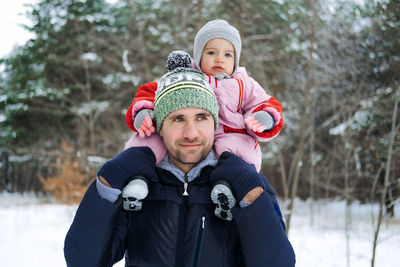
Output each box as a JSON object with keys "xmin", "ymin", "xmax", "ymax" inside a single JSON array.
[
  {"xmin": 134, "ymin": 109, "xmax": 155, "ymax": 138},
  {"xmin": 245, "ymin": 111, "xmax": 275, "ymax": 132},
  {"xmin": 245, "ymin": 116, "xmax": 266, "ymax": 132},
  {"xmin": 138, "ymin": 116, "xmax": 155, "ymax": 138}
]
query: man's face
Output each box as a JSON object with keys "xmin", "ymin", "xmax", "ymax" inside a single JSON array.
[{"xmin": 160, "ymin": 107, "xmax": 215, "ymax": 174}]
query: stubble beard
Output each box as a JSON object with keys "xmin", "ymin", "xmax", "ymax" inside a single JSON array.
[{"xmin": 170, "ymin": 139, "xmax": 211, "ymax": 169}]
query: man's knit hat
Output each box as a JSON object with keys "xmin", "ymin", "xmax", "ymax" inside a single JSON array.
[
  {"xmin": 194, "ymin": 19, "xmax": 242, "ymax": 76},
  {"xmin": 154, "ymin": 51, "xmax": 219, "ymax": 132}
]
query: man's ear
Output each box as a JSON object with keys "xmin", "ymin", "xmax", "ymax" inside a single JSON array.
[{"xmin": 159, "ymin": 128, "xmax": 163, "ymax": 137}]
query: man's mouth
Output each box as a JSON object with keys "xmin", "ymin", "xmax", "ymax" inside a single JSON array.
[{"xmin": 179, "ymin": 142, "xmax": 201, "ymax": 149}]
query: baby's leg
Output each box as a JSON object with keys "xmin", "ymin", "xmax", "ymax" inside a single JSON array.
[
  {"xmin": 125, "ymin": 132, "xmax": 167, "ymax": 166},
  {"xmin": 211, "ymin": 180, "xmax": 236, "ymax": 221},
  {"xmin": 123, "ymin": 133, "xmax": 167, "ymax": 211},
  {"xmin": 214, "ymin": 133, "xmax": 262, "ymax": 172},
  {"xmin": 211, "ymin": 133, "xmax": 262, "ymax": 220},
  {"xmin": 122, "ymin": 176, "xmax": 149, "ymax": 211}
]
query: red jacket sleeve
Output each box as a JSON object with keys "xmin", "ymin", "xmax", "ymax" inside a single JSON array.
[{"xmin": 125, "ymin": 82, "xmax": 157, "ymax": 132}]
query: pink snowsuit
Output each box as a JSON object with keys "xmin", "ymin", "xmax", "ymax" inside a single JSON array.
[{"xmin": 125, "ymin": 67, "xmax": 283, "ymax": 172}]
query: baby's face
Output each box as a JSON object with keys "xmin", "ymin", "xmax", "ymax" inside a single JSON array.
[{"xmin": 200, "ymin": 38, "xmax": 235, "ymax": 76}]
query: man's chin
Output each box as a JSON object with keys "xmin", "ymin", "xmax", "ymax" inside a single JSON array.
[
  {"xmin": 180, "ymin": 154, "xmax": 203, "ymax": 164},
  {"xmin": 177, "ymin": 150, "xmax": 206, "ymax": 165}
]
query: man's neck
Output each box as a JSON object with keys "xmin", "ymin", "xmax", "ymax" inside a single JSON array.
[
  {"xmin": 158, "ymin": 150, "xmax": 218, "ymax": 183},
  {"xmin": 169, "ymin": 158, "xmax": 195, "ymax": 175}
]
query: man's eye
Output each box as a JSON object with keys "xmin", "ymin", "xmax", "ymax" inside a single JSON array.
[
  {"xmin": 173, "ymin": 118, "xmax": 183, "ymax": 122},
  {"xmin": 197, "ymin": 116, "xmax": 207, "ymax": 121}
]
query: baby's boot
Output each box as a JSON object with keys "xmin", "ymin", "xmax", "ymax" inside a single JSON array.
[
  {"xmin": 210, "ymin": 180, "xmax": 236, "ymax": 221},
  {"xmin": 122, "ymin": 176, "xmax": 149, "ymax": 211}
]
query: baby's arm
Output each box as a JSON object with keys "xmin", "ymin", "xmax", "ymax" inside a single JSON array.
[
  {"xmin": 125, "ymin": 82, "xmax": 157, "ymax": 133},
  {"xmin": 246, "ymin": 97, "xmax": 283, "ymax": 141},
  {"xmin": 241, "ymin": 77, "xmax": 283, "ymax": 141}
]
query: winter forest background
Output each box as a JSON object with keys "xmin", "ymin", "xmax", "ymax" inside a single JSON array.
[{"xmin": 0, "ymin": 0, "xmax": 399, "ymax": 266}]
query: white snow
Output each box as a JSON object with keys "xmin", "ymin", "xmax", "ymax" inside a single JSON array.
[
  {"xmin": 0, "ymin": 192, "xmax": 399, "ymax": 267},
  {"xmin": 288, "ymin": 199, "xmax": 400, "ymax": 267},
  {"xmin": 0, "ymin": 114, "xmax": 6, "ymax": 123},
  {"xmin": 122, "ymin": 49, "xmax": 132, "ymax": 72},
  {"xmin": 81, "ymin": 52, "xmax": 102, "ymax": 63},
  {"xmin": 329, "ymin": 110, "xmax": 372, "ymax": 136},
  {"xmin": 72, "ymin": 101, "xmax": 110, "ymax": 116}
]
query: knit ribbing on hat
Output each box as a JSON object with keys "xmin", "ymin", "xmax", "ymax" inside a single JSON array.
[
  {"xmin": 154, "ymin": 70, "xmax": 219, "ymax": 132},
  {"xmin": 194, "ymin": 19, "xmax": 241, "ymax": 76}
]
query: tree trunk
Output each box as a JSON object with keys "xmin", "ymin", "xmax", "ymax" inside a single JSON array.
[
  {"xmin": 278, "ymin": 150, "xmax": 289, "ymax": 201},
  {"xmin": 371, "ymin": 91, "xmax": 399, "ymax": 267},
  {"xmin": 285, "ymin": 0, "xmax": 316, "ymax": 235},
  {"xmin": 309, "ymin": 103, "xmax": 316, "ymax": 224},
  {"xmin": 344, "ymin": 147, "xmax": 353, "ymax": 267}
]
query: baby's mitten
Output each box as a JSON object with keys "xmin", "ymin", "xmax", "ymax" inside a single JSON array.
[
  {"xmin": 247, "ymin": 111, "xmax": 275, "ymax": 131},
  {"xmin": 134, "ymin": 108, "xmax": 155, "ymax": 131}
]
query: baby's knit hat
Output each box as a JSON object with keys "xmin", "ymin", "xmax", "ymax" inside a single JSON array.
[
  {"xmin": 193, "ymin": 19, "xmax": 242, "ymax": 76},
  {"xmin": 154, "ymin": 51, "xmax": 219, "ymax": 132}
]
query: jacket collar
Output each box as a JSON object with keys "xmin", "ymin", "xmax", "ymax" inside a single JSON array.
[{"xmin": 158, "ymin": 150, "xmax": 217, "ymax": 183}]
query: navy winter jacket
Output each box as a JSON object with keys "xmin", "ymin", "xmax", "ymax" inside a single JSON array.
[{"xmin": 64, "ymin": 152, "xmax": 295, "ymax": 267}]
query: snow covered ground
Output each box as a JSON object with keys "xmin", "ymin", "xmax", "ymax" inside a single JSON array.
[
  {"xmin": 1, "ymin": 192, "xmax": 399, "ymax": 267},
  {"xmin": 288, "ymin": 199, "xmax": 400, "ymax": 267}
]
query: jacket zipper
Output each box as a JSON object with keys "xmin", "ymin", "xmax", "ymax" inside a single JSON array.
[
  {"xmin": 183, "ymin": 175, "xmax": 189, "ymax": 196},
  {"xmin": 176, "ymin": 175, "xmax": 189, "ymax": 267},
  {"xmin": 192, "ymin": 215, "xmax": 206, "ymax": 267}
]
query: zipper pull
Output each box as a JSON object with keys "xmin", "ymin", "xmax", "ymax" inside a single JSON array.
[
  {"xmin": 183, "ymin": 182, "xmax": 189, "ymax": 196},
  {"xmin": 201, "ymin": 216, "xmax": 205, "ymax": 229},
  {"xmin": 183, "ymin": 175, "xmax": 189, "ymax": 196}
]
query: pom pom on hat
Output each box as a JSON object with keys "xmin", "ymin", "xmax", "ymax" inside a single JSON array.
[{"xmin": 165, "ymin": 50, "xmax": 192, "ymax": 71}]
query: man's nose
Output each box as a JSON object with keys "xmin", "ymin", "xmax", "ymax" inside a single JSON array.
[{"xmin": 183, "ymin": 121, "xmax": 199, "ymax": 139}]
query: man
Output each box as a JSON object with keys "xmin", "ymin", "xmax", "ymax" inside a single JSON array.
[{"xmin": 64, "ymin": 67, "xmax": 295, "ymax": 267}]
